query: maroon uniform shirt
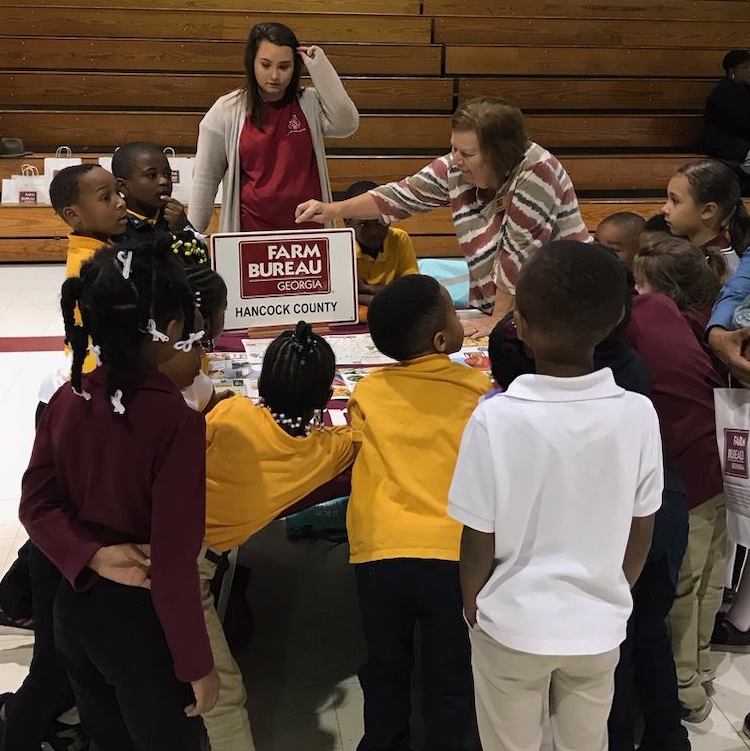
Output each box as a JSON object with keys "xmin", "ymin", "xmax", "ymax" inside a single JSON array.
[{"xmin": 20, "ymin": 367, "xmax": 213, "ymax": 682}]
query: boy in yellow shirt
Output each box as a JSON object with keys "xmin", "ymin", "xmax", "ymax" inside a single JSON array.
[
  {"xmin": 343, "ymin": 181, "xmax": 419, "ymax": 317},
  {"xmin": 199, "ymin": 322, "xmax": 354, "ymax": 751},
  {"xmin": 347, "ymin": 274, "xmax": 490, "ymax": 751},
  {"xmin": 38, "ymin": 165, "xmax": 128, "ymax": 413}
]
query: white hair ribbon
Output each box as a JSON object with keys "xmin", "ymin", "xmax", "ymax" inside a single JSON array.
[
  {"xmin": 145, "ymin": 318, "xmax": 170, "ymax": 343},
  {"xmin": 110, "ymin": 389, "xmax": 125, "ymax": 415},
  {"xmin": 116, "ymin": 250, "xmax": 133, "ymax": 280},
  {"xmin": 71, "ymin": 386, "xmax": 92, "ymax": 401},
  {"xmin": 87, "ymin": 343, "xmax": 102, "ymax": 367},
  {"xmin": 173, "ymin": 330, "xmax": 205, "ymax": 352}
]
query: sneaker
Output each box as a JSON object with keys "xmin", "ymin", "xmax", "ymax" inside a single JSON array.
[
  {"xmin": 711, "ymin": 617, "xmax": 750, "ymax": 651},
  {"xmin": 41, "ymin": 721, "xmax": 89, "ymax": 751},
  {"xmin": 682, "ymin": 698, "xmax": 713, "ymax": 724}
]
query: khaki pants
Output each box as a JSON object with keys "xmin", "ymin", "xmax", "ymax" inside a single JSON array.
[
  {"xmin": 199, "ymin": 552, "xmax": 256, "ymax": 751},
  {"xmin": 469, "ymin": 626, "xmax": 619, "ymax": 751},
  {"xmin": 668, "ymin": 493, "xmax": 727, "ymax": 711}
]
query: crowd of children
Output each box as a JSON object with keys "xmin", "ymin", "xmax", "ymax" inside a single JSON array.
[{"xmin": 5, "ymin": 145, "xmax": 750, "ymax": 751}]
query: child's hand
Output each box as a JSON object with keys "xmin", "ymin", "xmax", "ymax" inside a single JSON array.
[
  {"xmin": 161, "ymin": 195, "xmax": 189, "ymax": 232},
  {"xmin": 186, "ymin": 666, "xmax": 220, "ymax": 717},
  {"xmin": 88, "ymin": 544, "xmax": 151, "ymax": 588}
]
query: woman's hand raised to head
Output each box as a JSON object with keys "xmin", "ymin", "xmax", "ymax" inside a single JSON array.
[
  {"xmin": 295, "ymin": 199, "xmax": 337, "ymax": 224},
  {"xmin": 297, "ymin": 46, "xmax": 317, "ymax": 60}
]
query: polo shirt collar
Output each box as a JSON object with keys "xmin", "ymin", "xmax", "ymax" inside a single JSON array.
[
  {"xmin": 504, "ymin": 367, "xmax": 622, "ymax": 402},
  {"xmin": 127, "ymin": 209, "xmax": 159, "ymax": 228}
]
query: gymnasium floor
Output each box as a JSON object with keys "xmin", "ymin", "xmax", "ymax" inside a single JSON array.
[{"xmin": 1, "ymin": 263, "xmax": 750, "ymax": 750}]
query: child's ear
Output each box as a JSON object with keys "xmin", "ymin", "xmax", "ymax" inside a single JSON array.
[
  {"xmin": 62, "ymin": 205, "xmax": 81, "ymax": 231},
  {"xmin": 701, "ymin": 201, "xmax": 720, "ymax": 224},
  {"xmin": 513, "ymin": 309, "xmax": 528, "ymax": 342},
  {"xmin": 165, "ymin": 318, "xmax": 183, "ymax": 344},
  {"xmin": 433, "ymin": 329, "xmax": 448, "ymax": 354}
]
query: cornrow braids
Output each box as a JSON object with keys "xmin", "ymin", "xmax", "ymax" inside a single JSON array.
[
  {"xmin": 60, "ymin": 235, "xmax": 197, "ymax": 413},
  {"xmin": 257, "ymin": 321, "xmax": 336, "ymax": 435},
  {"xmin": 185, "ymin": 266, "xmax": 227, "ymax": 347}
]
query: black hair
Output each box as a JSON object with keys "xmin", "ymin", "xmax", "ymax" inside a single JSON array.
[
  {"xmin": 243, "ymin": 22, "xmax": 303, "ymax": 130},
  {"xmin": 185, "ymin": 266, "xmax": 228, "ymax": 345},
  {"xmin": 111, "ymin": 141, "xmax": 164, "ymax": 180},
  {"xmin": 488, "ymin": 313, "xmax": 535, "ymax": 389},
  {"xmin": 598, "ymin": 211, "xmax": 645, "ymax": 236},
  {"xmin": 516, "ymin": 241, "xmax": 628, "ymax": 349},
  {"xmin": 678, "ymin": 159, "xmax": 750, "ymax": 254},
  {"xmin": 257, "ymin": 321, "xmax": 335, "ymax": 431},
  {"xmin": 49, "ymin": 164, "xmax": 98, "ymax": 215},
  {"xmin": 723, "ymin": 49, "xmax": 750, "ymax": 73},
  {"xmin": 342, "ymin": 181, "xmax": 378, "ymax": 201},
  {"xmin": 643, "ymin": 213, "xmax": 670, "ymax": 233},
  {"xmin": 368, "ymin": 274, "xmax": 447, "ymax": 362},
  {"xmin": 60, "ymin": 235, "xmax": 196, "ymax": 410}
]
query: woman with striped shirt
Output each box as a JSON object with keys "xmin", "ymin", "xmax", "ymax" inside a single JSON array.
[{"xmin": 296, "ymin": 97, "xmax": 590, "ymax": 336}]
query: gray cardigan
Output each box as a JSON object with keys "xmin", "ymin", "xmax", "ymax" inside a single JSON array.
[{"xmin": 188, "ymin": 47, "xmax": 359, "ymax": 233}]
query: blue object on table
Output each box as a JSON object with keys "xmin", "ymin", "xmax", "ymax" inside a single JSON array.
[
  {"xmin": 285, "ymin": 496, "xmax": 349, "ymax": 541},
  {"xmin": 418, "ymin": 258, "xmax": 470, "ymax": 308}
]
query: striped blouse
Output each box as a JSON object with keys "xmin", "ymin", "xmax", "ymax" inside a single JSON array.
[{"xmin": 370, "ymin": 142, "xmax": 590, "ymax": 313}]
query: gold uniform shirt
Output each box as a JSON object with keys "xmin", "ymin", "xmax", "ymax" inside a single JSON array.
[
  {"xmin": 205, "ymin": 396, "xmax": 354, "ymax": 551},
  {"xmin": 347, "ymin": 354, "xmax": 490, "ymax": 564},
  {"xmin": 66, "ymin": 234, "xmax": 108, "ymax": 373},
  {"xmin": 356, "ymin": 227, "xmax": 419, "ymax": 286}
]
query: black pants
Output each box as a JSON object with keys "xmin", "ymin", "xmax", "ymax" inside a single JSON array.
[
  {"xmin": 1, "ymin": 544, "xmax": 75, "ymax": 751},
  {"xmin": 54, "ymin": 577, "xmax": 203, "ymax": 751},
  {"xmin": 608, "ymin": 553, "xmax": 690, "ymax": 751},
  {"xmin": 355, "ymin": 559, "xmax": 473, "ymax": 751}
]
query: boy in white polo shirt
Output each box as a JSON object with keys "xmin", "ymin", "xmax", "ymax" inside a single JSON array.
[{"xmin": 449, "ymin": 240, "xmax": 663, "ymax": 751}]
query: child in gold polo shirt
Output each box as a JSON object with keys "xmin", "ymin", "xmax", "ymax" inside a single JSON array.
[
  {"xmin": 37, "ymin": 165, "xmax": 128, "ymax": 413},
  {"xmin": 342, "ymin": 181, "xmax": 419, "ymax": 320},
  {"xmin": 199, "ymin": 322, "xmax": 354, "ymax": 751},
  {"xmin": 347, "ymin": 274, "xmax": 490, "ymax": 751}
]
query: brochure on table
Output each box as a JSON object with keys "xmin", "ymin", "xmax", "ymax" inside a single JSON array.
[{"xmin": 211, "ymin": 228, "xmax": 358, "ymax": 330}]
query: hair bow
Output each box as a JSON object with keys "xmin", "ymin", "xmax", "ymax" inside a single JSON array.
[
  {"xmin": 110, "ymin": 389, "xmax": 125, "ymax": 415},
  {"xmin": 145, "ymin": 318, "xmax": 170, "ymax": 343},
  {"xmin": 173, "ymin": 330, "xmax": 205, "ymax": 352},
  {"xmin": 116, "ymin": 250, "xmax": 133, "ymax": 280}
]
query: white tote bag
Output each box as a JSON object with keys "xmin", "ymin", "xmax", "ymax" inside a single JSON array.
[
  {"xmin": 1, "ymin": 165, "xmax": 51, "ymax": 205},
  {"xmin": 43, "ymin": 146, "xmax": 82, "ymax": 178},
  {"xmin": 714, "ymin": 387, "xmax": 750, "ymax": 519},
  {"xmin": 163, "ymin": 147, "xmax": 194, "ymax": 205}
]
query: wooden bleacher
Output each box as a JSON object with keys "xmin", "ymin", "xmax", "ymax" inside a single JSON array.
[{"xmin": 0, "ymin": 0, "xmax": 745, "ymax": 263}]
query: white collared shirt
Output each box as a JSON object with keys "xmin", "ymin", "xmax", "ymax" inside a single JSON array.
[{"xmin": 449, "ymin": 368, "xmax": 663, "ymax": 656}]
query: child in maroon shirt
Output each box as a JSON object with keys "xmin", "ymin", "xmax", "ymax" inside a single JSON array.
[
  {"xmin": 628, "ymin": 234, "xmax": 727, "ymax": 723},
  {"xmin": 20, "ymin": 238, "xmax": 218, "ymax": 749}
]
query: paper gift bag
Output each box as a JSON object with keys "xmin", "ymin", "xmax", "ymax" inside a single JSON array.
[
  {"xmin": 714, "ymin": 387, "xmax": 750, "ymax": 519},
  {"xmin": 43, "ymin": 146, "xmax": 82, "ymax": 178},
  {"xmin": 163, "ymin": 147, "xmax": 194, "ymax": 204},
  {"xmin": 1, "ymin": 165, "xmax": 50, "ymax": 205},
  {"xmin": 98, "ymin": 155, "xmax": 113, "ymax": 173}
]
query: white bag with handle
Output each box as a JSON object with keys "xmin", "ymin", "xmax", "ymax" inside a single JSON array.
[
  {"xmin": 99, "ymin": 155, "xmax": 113, "ymax": 173},
  {"xmin": 1, "ymin": 165, "xmax": 51, "ymax": 205},
  {"xmin": 43, "ymin": 146, "xmax": 82, "ymax": 178},
  {"xmin": 163, "ymin": 147, "xmax": 194, "ymax": 205},
  {"xmin": 714, "ymin": 387, "xmax": 750, "ymax": 520}
]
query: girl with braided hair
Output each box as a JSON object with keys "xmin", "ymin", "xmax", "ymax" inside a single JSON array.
[
  {"xmin": 19, "ymin": 237, "xmax": 218, "ymax": 749},
  {"xmin": 200, "ymin": 320, "xmax": 353, "ymax": 749}
]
